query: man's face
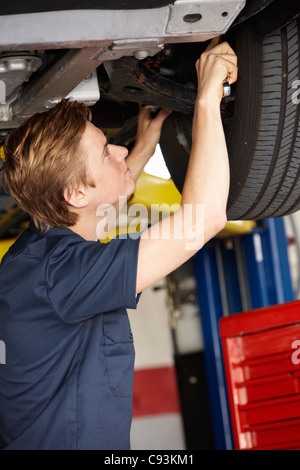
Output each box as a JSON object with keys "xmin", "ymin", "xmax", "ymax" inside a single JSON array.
[{"xmin": 81, "ymin": 121, "xmax": 135, "ymax": 211}]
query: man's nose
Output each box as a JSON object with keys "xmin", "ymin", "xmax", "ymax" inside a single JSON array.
[{"xmin": 112, "ymin": 145, "xmax": 128, "ymax": 162}]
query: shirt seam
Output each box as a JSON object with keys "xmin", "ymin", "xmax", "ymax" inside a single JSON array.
[
  {"xmin": 74, "ymin": 323, "xmax": 85, "ymax": 450},
  {"xmin": 44, "ymin": 238, "xmax": 86, "ymax": 325},
  {"xmin": 123, "ymin": 237, "xmax": 140, "ymax": 308}
]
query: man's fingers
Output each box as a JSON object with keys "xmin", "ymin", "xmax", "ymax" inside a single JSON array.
[
  {"xmin": 226, "ymin": 65, "xmax": 238, "ymax": 85},
  {"xmin": 137, "ymin": 107, "xmax": 172, "ymax": 136},
  {"xmin": 214, "ymin": 52, "xmax": 238, "ymax": 66},
  {"xmin": 209, "ymin": 53, "xmax": 238, "ymax": 84},
  {"xmin": 217, "ymin": 55, "xmax": 238, "ymax": 84},
  {"xmin": 197, "ymin": 45, "xmax": 238, "ymax": 82},
  {"xmin": 205, "ymin": 36, "xmax": 220, "ymax": 52},
  {"xmin": 154, "ymin": 108, "xmax": 172, "ymax": 126},
  {"xmin": 203, "ymin": 40, "xmax": 236, "ymax": 58}
]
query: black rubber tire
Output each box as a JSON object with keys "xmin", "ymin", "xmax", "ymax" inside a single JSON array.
[{"xmin": 160, "ymin": 18, "xmax": 300, "ymax": 221}]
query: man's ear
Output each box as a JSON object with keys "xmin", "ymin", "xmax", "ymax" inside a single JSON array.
[{"xmin": 64, "ymin": 186, "xmax": 89, "ymax": 208}]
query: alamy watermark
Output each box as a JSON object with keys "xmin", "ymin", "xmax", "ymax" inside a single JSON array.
[
  {"xmin": 0, "ymin": 340, "xmax": 6, "ymax": 364},
  {"xmin": 96, "ymin": 197, "xmax": 205, "ymax": 251},
  {"xmin": 0, "ymin": 80, "xmax": 5, "ymax": 105},
  {"xmin": 291, "ymin": 339, "xmax": 300, "ymax": 365},
  {"xmin": 292, "ymin": 80, "xmax": 300, "ymax": 104}
]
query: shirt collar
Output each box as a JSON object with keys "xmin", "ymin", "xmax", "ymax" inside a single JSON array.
[{"xmin": 28, "ymin": 219, "xmax": 83, "ymax": 239}]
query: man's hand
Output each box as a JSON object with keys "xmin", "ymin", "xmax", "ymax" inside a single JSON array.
[
  {"xmin": 134, "ymin": 106, "xmax": 172, "ymax": 157},
  {"xmin": 126, "ymin": 106, "xmax": 171, "ymax": 182},
  {"xmin": 196, "ymin": 38, "xmax": 238, "ymax": 103}
]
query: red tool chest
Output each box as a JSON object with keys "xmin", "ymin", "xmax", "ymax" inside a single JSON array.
[{"xmin": 219, "ymin": 300, "xmax": 300, "ymax": 450}]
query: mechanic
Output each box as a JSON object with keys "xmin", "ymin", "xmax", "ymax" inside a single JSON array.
[{"xmin": 0, "ymin": 39, "xmax": 237, "ymax": 450}]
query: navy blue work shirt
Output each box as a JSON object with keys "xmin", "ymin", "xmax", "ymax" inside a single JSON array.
[{"xmin": 0, "ymin": 221, "xmax": 141, "ymax": 450}]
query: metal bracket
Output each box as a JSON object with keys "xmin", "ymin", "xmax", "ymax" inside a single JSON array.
[
  {"xmin": 0, "ymin": 1, "xmax": 246, "ymax": 50},
  {"xmin": 65, "ymin": 71, "xmax": 100, "ymax": 106},
  {"xmin": 8, "ymin": 47, "xmax": 105, "ymax": 125},
  {"xmin": 166, "ymin": 0, "xmax": 246, "ymax": 34}
]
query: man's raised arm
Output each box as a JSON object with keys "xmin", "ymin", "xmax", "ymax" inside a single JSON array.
[{"xmin": 136, "ymin": 40, "xmax": 238, "ymax": 294}]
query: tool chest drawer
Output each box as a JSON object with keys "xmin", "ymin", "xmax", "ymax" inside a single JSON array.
[{"xmin": 220, "ymin": 301, "xmax": 300, "ymax": 450}]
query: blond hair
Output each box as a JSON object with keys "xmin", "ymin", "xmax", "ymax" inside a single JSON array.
[{"xmin": 1, "ymin": 99, "xmax": 93, "ymax": 230}]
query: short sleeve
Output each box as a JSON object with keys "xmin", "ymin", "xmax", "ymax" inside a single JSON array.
[{"xmin": 46, "ymin": 235, "xmax": 141, "ymax": 324}]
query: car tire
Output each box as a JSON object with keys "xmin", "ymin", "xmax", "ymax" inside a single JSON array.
[{"xmin": 160, "ymin": 18, "xmax": 300, "ymax": 220}]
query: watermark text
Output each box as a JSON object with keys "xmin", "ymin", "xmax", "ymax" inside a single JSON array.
[
  {"xmin": 96, "ymin": 198, "xmax": 205, "ymax": 251},
  {"xmin": 0, "ymin": 340, "xmax": 6, "ymax": 364},
  {"xmin": 291, "ymin": 339, "xmax": 300, "ymax": 365},
  {"xmin": 292, "ymin": 80, "xmax": 300, "ymax": 104}
]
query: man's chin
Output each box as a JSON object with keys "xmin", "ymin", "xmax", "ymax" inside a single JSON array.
[{"xmin": 127, "ymin": 180, "xmax": 136, "ymax": 198}]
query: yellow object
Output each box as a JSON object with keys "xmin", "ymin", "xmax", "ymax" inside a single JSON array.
[
  {"xmin": 0, "ymin": 146, "xmax": 5, "ymax": 162},
  {"xmin": 129, "ymin": 172, "xmax": 181, "ymax": 210},
  {"xmin": 129, "ymin": 172, "xmax": 256, "ymax": 237},
  {"xmin": 218, "ymin": 220, "xmax": 256, "ymax": 238},
  {"xmin": 103, "ymin": 173, "xmax": 182, "ymax": 241},
  {"xmin": 0, "ymin": 238, "xmax": 16, "ymax": 262}
]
